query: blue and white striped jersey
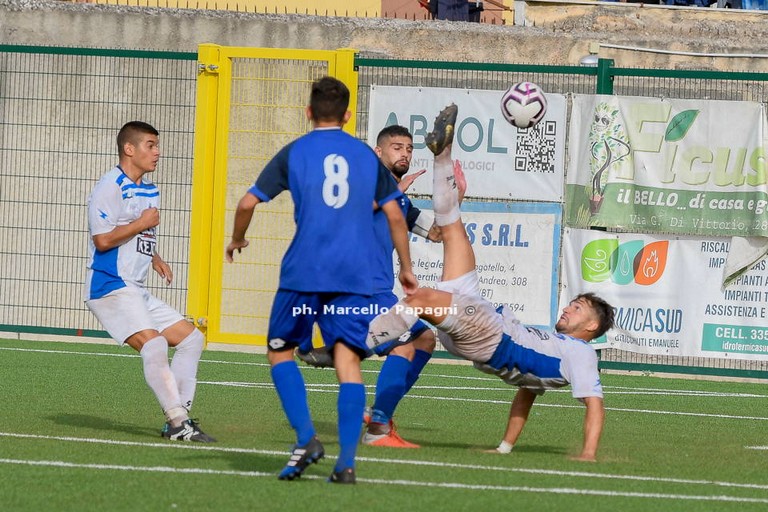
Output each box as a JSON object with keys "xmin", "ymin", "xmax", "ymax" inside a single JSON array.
[
  {"xmin": 84, "ymin": 166, "xmax": 160, "ymax": 300},
  {"xmin": 475, "ymin": 307, "xmax": 603, "ymax": 399}
]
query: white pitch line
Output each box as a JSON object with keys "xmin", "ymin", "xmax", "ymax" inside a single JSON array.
[
  {"xmin": 0, "ymin": 346, "xmax": 139, "ymax": 358},
  {"xmin": 606, "ymin": 385, "xmax": 768, "ymax": 397},
  {"xmin": 212, "ymin": 377, "xmax": 767, "ymax": 399},
  {"xmin": 0, "ymin": 346, "xmax": 492, "ymax": 381},
  {"xmin": 198, "ymin": 380, "xmax": 768, "ymax": 421},
  {"xmin": 604, "ymin": 391, "xmax": 768, "ymax": 398},
  {"xmin": 3, "ymin": 344, "xmax": 767, "ymax": 419},
  {"xmin": 0, "ymin": 458, "xmax": 274, "ymax": 477},
  {"xmin": 3, "ymin": 431, "xmax": 768, "ymax": 491},
  {"xmin": 0, "ymin": 457, "xmax": 767, "ymax": 504},
  {"xmin": 4, "ymin": 344, "xmax": 768, "ymax": 398},
  {"xmin": 356, "ymin": 477, "xmax": 768, "ymax": 503}
]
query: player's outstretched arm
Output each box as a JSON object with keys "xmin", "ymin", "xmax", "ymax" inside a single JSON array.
[
  {"xmin": 226, "ymin": 192, "xmax": 260, "ymax": 262},
  {"xmin": 573, "ymin": 396, "xmax": 604, "ymax": 462},
  {"xmin": 398, "ymin": 169, "xmax": 426, "ymax": 193},
  {"xmin": 485, "ymin": 387, "xmax": 536, "ymax": 454},
  {"xmin": 381, "ymin": 199, "xmax": 418, "ymax": 295}
]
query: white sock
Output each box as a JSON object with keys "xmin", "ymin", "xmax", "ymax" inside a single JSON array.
[
  {"xmin": 170, "ymin": 329, "xmax": 204, "ymax": 412},
  {"xmin": 366, "ymin": 300, "xmax": 420, "ymax": 350},
  {"xmin": 432, "ymin": 156, "xmax": 460, "ymax": 226},
  {"xmin": 140, "ymin": 336, "xmax": 187, "ymax": 425}
]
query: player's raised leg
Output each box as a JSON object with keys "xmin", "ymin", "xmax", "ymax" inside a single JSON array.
[
  {"xmin": 427, "ymin": 104, "xmax": 474, "ymax": 281},
  {"xmin": 365, "ymin": 104, "xmax": 467, "ymax": 352}
]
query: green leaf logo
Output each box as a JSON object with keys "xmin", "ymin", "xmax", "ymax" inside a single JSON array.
[
  {"xmin": 665, "ymin": 110, "xmax": 699, "ymax": 142},
  {"xmin": 581, "ymin": 238, "xmax": 619, "ymax": 283}
]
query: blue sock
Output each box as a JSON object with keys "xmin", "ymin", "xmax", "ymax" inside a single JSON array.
[
  {"xmin": 405, "ymin": 349, "xmax": 432, "ymax": 393},
  {"xmin": 271, "ymin": 360, "xmax": 315, "ymax": 446},
  {"xmin": 336, "ymin": 382, "xmax": 365, "ymax": 471},
  {"xmin": 372, "ymin": 355, "xmax": 411, "ymax": 423}
]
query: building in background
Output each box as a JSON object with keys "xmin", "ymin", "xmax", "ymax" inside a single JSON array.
[{"xmin": 67, "ymin": 0, "xmax": 510, "ymax": 24}]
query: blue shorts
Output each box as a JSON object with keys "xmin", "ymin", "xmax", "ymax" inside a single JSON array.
[{"xmin": 269, "ymin": 290, "xmax": 374, "ymax": 356}]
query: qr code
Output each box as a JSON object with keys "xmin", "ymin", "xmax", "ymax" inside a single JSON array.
[{"xmin": 514, "ymin": 120, "xmax": 556, "ymax": 173}]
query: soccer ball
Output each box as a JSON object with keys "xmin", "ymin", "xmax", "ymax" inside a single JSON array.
[{"xmin": 500, "ymin": 82, "xmax": 548, "ymax": 129}]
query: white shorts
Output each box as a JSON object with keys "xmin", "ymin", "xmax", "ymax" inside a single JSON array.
[
  {"xmin": 85, "ymin": 285, "xmax": 184, "ymax": 345},
  {"xmin": 435, "ymin": 271, "xmax": 503, "ymax": 363}
]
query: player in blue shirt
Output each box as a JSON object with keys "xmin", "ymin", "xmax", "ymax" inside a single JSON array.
[
  {"xmin": 297, "ymin": 125, "xmax": 442, "ymax": 448},
  {"xmin": 299, "ymin": 125, "xmax": 441, "ymax": 448},
  {"xmin": 365, "ymin": 105, "xmax": 614, "ymax": 461},
  {"xmin": 226, "ymin": 77, "xmax": 418, "ymax": 483},
  {"xmin": 362, "ymin": 126, "xmax": 440, "ymax": 448}
]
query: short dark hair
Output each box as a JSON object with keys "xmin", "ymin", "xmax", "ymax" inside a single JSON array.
[
  {"xmin": 575, "ymin": 292, "xmax": 615, "ymax": 339},
  {"xmin": 309, "ymin": 76, "xmax": 349, "ymax": 122},
  {"xmin": 376, "ymin": 125, "xmax": 413, "ymax": 146},
  {"xmin": 117, "ymin": 121, "xmax": 158, "ymax": 156}
]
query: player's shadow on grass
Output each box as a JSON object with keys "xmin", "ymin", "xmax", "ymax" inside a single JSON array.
[
  {"xmin": 478, "ymin": 444, "xmax": 566, "ymax": 455},
  {"xmin": 47, "ymin": 413, "xmax": 158, "ymax": 437},
  {"xmin": 422, "ymin": 438, "xmax": 566, "ymax": 455},
  {"xmin": 226, "ymin": 452, "xmax": 302, "ymax": 474},
  {"xmin": 220, "ymin": 419, "xmax": 340, "ymax": 474},
  {"xmin": 310, "ymin": 419, "xmax": 338, "ymax": 439}
]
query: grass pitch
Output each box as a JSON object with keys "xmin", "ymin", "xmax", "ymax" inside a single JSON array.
[{"xmin": 1, "ymin": 338, "xmax": 768, "ymax": 511}]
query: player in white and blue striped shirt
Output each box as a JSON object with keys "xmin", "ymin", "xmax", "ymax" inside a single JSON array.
[
  {"xmin": 85, "ymin": 121, "xmax": 214, "ymax": 443},
  {"xmin": 365, "ymin": 105, "xmax": 614, "ymax": 462}
]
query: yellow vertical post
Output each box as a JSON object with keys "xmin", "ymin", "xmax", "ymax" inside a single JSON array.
[
  {"xmin": 203, "ymin": 47, "xmax": 235, "ymax": 342},
  {"xmin": 334, "ymin": 48, "xmax": 359, "ymax": 136},
  {"xmin": 192, "ymin": 45, "xmax": 359, "ymax": 346},
  {"xmin": 187, "ymin": 43, "xmax": 222, "ymax": 339}
]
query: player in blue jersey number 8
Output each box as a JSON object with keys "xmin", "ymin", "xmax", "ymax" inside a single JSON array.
[{"xmin": 226, "ymin": 77, "xmax": 418, "ymax": 483}]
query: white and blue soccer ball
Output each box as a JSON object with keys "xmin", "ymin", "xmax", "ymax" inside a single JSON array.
[{"xmin": 500, "ymin": 81, "xmax": 548, "ymax": 129}]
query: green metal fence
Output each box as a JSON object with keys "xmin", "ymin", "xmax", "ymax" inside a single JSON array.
[
  {"xmin": 353, "ymin": 56, "xmax": 768, "ymax": 378},
  {"xmin": 0, "ymin": 45, "xmax": 198, "ymax": 338},
  {"xmin": 2, "ymin": 44, "xmax": 768, "ymax": 378}
]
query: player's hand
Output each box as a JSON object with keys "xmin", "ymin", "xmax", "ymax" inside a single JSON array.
[
  {"xmin": 399, "ymin": 169, "xmax": 427, "ymax": 193},
  {"xmin": 225, "ymin": 239, "xmax": 249, "ymax": 262},
  {"xmin": 399, "ymin": 269, "xmax": 418, "ymax": 295},
  {"xmin": 454, "ymin": 160, "xmax": 467, "ymax": 204},
  {"xmin": 140, "ymin": 207, "xmax": 160, "ymax": 229},
  {"xmin": 152, "ymin": 258, "xmax": 173, "ymax": 285},
  {"xmin": 426, "ymin": 224, "xmax": 442, "ymax": 243}
]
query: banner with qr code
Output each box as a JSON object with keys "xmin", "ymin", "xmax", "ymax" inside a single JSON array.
[
  {"xmin": 367, "ymin": 85, "xmax": 567, "ymax": 202},
  {"xmin": 393, "ymin": 201, "xmax": 562, "ymax": 329},
  {"xmin": 561, "ymin": 228, "xmax": 768, "ymax": 360},
  {"xmin": 565, "ymin": 94, "xmax": 768, "ymax": 237}
]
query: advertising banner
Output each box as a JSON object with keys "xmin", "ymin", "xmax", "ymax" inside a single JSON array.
[
  {"xmin": 565, "ymin": 95, "xmax": 768, "ymax": 237},
  {"xmin": 368, "ymin": 85, "xmax": 567, "ymax": 202},
  {"xmin": 562, "ymin": 228, "xmax": 768, "ymax": 360},
  {"xmin": 395, "ymin": 201, "xmax": 562, "ymax": 329}
]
